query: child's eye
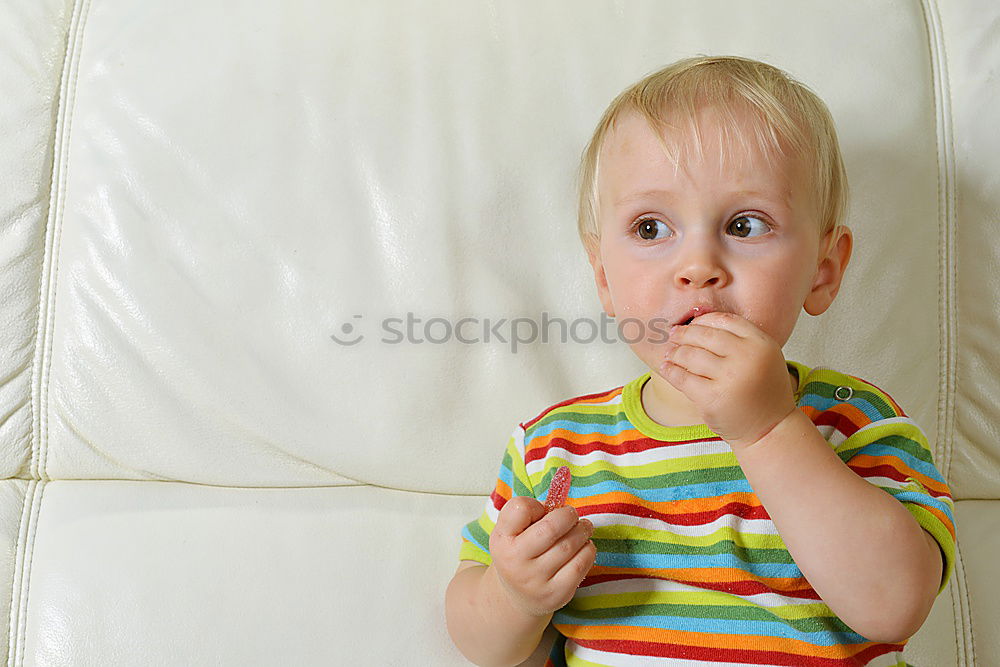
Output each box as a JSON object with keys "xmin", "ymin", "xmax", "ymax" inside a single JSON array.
[
  {"xmin": 727, "ymin": 214, "xmax": 770, "ymax": 238},
  {"xmin": 634, "ymin": 217, "xmax": 671, "ymax": 241}
]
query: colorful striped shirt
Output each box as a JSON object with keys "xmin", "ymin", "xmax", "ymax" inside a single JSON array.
[{"xmin": 459, "ymin": 361, "xmax": 956, "ymax": 666}]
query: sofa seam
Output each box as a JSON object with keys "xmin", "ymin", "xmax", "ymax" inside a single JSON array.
[
  {"xmin": 920, "ymin": 1, "xmax": 966, "ymax": 662},
  {"xmin": 18, "ymin": 0, "xmax": 81, "ymax": 651},
  {"xmin": 6, "ymin": 481, "xmax": 29, "ymax": 667},
  {"xmin": 33, "ymin": 0, "xmax": 92, "ymax": 483},
  {"xmin": 920, "ymin": 0, "xmax": 957, "ymax": 492},
  {"xmin": 953, "ymin": 536, "xmax": 975, "ymax": 665},
  {"xmin": 15, "ymin": 483, "xmax": 43, "ymax": 667},
  {"xmin": 937, "ymin": 0, "xmax": 957, "ymax": 492},
  {"xmin": 6, "ymin": 481, "xmax": 41, "ymax": 667},
  {"xmin": 936, "ymin": 1, "xmax": 968, "ymax": 662},
  {"xmin": 29, "ymin": 0, "xmax": 61, "ymax": 480},
  {"xmin": 963, "ymin": 544, "xmax": 975, "ymax": 665}
]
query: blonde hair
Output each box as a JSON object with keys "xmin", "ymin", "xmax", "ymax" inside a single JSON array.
[{"xmin": 577, "ymin": 55, "xmax": 848, "ymax": 248}]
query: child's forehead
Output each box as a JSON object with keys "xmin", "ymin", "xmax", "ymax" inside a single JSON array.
[
  {"xmin": 603, "ymin": 106, "xmax": 792, "ymax": 167},
  {"xmin": 600, "ymin": 110, "xmax": 803, "ymax": 194}
]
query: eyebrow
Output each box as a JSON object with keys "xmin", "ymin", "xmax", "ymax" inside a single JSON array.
[
  {"xmin": 615, "ymin": 188, "xmax": 791, "ymax": 208},
  {"xmin": 614, "ymin": 189, "xmax": 674, "ymax": 206}
]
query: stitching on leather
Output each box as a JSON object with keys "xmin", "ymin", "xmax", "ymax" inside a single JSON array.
[
  {"xmin": 954, "ymin": 536, "xmax": 975, "ymax": 665},
  {"xmin": 923, "ymin": 0, "xmax": 957, "ymax": 486},
  {"xmin": 948, "ymin": 574, "xmax": 961, "ymax": 664},
  {"xmin": 31, "ymin": 0, "xmax": 71, "ymax": 482},
  {"xmin": 15, "ymin": 482, "xmax": 44, "ymax": 666},
  {"xmin": 6, "ymin": 481, "xmax": 32, "ymax": 664},
  {"xmin": 935, "ymin": 0, "xmax": 958, "ymax": 488},
  {"xmin": 949, "ymin": 523, "xmax": 965, "ymax": 664},
  {"xmin": 920, "ymin": 1, "xmax": 965, "ymax": 661},
  {"xmin": 918, "ymin": 0, "xmax": 950, "ymax": 488},
  {"xmin": 962, "ymin": 542, "xmax": 976, "ymax": 665},
  {"xmin": 931, "ymin": 11, "xmax": 970, "ymax": 661},
  {"xmin": 14, "ymin": 0, "xmax": 89, "ymax": 653},
  {"xmin": 932, "ymin": 6, "xmax": 969, "ymax": 661},
  {"xmin": 37, "ymin": 0, "xmax": 93, "ymax": 482}
]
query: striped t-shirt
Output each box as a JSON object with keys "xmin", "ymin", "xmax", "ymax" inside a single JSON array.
[{"xmin": 459, "ymin": 361, "xmax": 956, "ymax": 667}]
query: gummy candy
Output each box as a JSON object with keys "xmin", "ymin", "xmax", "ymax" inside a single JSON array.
[{"xmin": 543, "ymin": 466, "xmax": 572, "ymax": 514}]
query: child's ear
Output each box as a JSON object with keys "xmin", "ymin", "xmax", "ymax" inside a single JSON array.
[
  {"xmin": 584, "ymin": 233, "xmax": 616, "ymax": 318},
  {"xmin": 803, "ymin": 226, "xmax": 853, "ymax": 316}
]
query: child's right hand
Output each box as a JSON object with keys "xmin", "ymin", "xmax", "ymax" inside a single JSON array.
[{"xmin": 488, "ymin": 496, "xmax": 597, "ymax": 618}]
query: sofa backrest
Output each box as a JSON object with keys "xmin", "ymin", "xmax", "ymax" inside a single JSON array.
[{"xmin": 1, "ymin": 0, "xmax": 994, "ymax": 664}]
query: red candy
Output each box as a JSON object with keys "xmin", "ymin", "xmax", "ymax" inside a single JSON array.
[{"xmin": 543, "ymin": 466, "xmax": 572, "ymax": 514}]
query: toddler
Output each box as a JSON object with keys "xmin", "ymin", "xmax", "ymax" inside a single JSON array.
[{"xmin": 445, "ymin": 55, "xmax": 955, "ymax": 667}]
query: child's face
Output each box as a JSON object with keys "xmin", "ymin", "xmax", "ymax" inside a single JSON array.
[{"xmin": 588, "ymin": 105, "xmax": 839, "ymax": 373}]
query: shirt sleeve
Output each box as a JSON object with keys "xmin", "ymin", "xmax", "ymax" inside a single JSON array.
[
  {"xmin": 834, "ymin": 414, "xmax": 957, "ymax": 595},
  {"xmin": 459, "ymin": 423, "xmax": 537, "ymax": 566}
]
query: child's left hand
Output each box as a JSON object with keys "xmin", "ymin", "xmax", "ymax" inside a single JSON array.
[{"xmin": 658, "ymin": 311, "xmax": 797, "ymax": 450}]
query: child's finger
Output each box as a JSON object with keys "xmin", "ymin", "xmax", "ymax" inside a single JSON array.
[
  {"xmin": 685, "ymin": 311, "xmax": 759, "ymax": 338},
  {"xmin": 492, "ymin": 495, "xmax": 546, "ymax": 540},
  {"xmin": 550, "ymin": 536, "xmax": 597, "ymax": 593},
  {"xmin": 669, "ymin": 321, "xmax": 741, "ymax": 357},
  {"xmin": 660, "ymin": 359, "xmax": 713, "ymax": 394},
  {"xmin": 664, "ymin": 343, "xmax": 723, "ymax": 379},
  {"xmin": 517, "ymin": 505, "xmax": 581, "ymax": 559},
  {"xmin": 535, "ymin": 518, "xmax": 595, "ymax": 579}
]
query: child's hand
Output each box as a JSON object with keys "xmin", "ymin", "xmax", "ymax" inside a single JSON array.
[
  {"xmin": 488, "ymin": 496, "xmax": 596, "ymax": 618},
  {"xmin": 658, "ymin": 311, "xmax": 797, "ymax": 450}
]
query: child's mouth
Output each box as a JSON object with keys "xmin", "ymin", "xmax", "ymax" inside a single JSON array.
[{"xmin": 675, "ymin": 305, "xmax": 717, "ymax": 326}]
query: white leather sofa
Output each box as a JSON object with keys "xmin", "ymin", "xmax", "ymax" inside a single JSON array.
[{"xmin": 1, "ymin": 1, "xmax": 994, "ymax": 665}]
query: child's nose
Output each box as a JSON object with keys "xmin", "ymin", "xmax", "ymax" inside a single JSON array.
[
  {"xmin": 674, "ymin": 244, "xmax": 727, "ymax": 289},
  {"xmin": 676, "ymin": 266, "xmax": 724, "ymax": 288}
]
